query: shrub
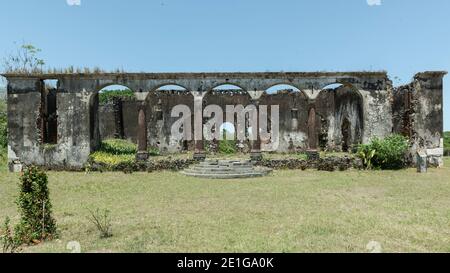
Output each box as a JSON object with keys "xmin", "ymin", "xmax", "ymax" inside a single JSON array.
[
  {"xmin": 357, "ymin": 134, "xmax": 409, "ymax": 170},
  {"xmin": 0, "ymin": 147, "xmax": 6, "ymax": 168},
  {"xmin": 218, "ymin": 140, "xmax": 236, "ymax": 154},
  {"xmin": 99, "ymin": 139, "xmax": 137, "ymax": 155},
  {"xmin": 88, "ymin": 209, "xmax": 113, "ymax": 239},
  {"xmin": 14, "ymin": 166, "xmax": 57, "ymax": 244},
  {"xmin": 444, "ymin": 132, "xmax": 450, "ymax": 156},
  {"xmin": 89, "ymin": 151, "xmax": 135, "ymax": 166},
  {"xmin": 357, "ymin": 144, "xmax": 376, "ymax": 170},
  {"xmin": 1, "ymin": 217, "xmax": 21, "ymax": 253},
  {"xmin": 148, "ymin": 146, "xmax": 160, "ymax": 156}
]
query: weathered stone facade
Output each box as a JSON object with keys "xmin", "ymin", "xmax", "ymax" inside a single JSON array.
[{"xmin": 3, "ymin": 71, "xmax": 446, "ymax": 170}]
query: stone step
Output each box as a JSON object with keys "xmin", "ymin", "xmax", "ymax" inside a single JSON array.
[
  {"xmin": 192, "ymin": 165, "xmax": 253, "ymax": 170},
  {"xmin": 181, "ymin": 159, "xmax": 271, "ymax": 179},
  {"xmin": 184, "ymin": 167, "xmax": 268, "ymax": 173},
  {"xmin": 181, "ymin": 171, "xmax": 269, "ymax": 179},
  {"xmin": 188, "ymin": 169, "xmax": 255, "ymax": 174}
]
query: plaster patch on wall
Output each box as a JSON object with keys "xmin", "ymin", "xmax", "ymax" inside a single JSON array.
[{"xmin": 7, "ymin": 145, "xmax": 18, "ymax": 161}]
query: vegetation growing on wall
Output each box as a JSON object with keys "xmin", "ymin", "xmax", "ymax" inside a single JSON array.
[
  {"xmin": 99, "ymin": 89, "xmax": 135, "ymax": 104},
  {"xmin": 2, "ymin": 43, "xmax": 45, "ymax": 74}
]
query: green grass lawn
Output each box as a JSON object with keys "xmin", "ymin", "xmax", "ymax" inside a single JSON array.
[{"xmin": 1, "ymin": 158, "xmax": 450, "ymax": 253}]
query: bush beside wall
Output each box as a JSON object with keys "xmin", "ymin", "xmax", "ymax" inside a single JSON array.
[
  {"xmin": 357, "ymin": 134, "xmax": 409, "ymax": 170},
  {"xmin": 444, "ymin": 132, "xmax": 450, "ymax": 156}
]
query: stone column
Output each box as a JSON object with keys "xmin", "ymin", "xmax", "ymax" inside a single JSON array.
[
  {"xmin": 112, "ymin": 97, "xmax": 124, "ymax": 139},
  {"xmin": 291, "ymin": 107, "xmax": 299, "ymax": 131},
  {"xmin": 250, "ymin": 99, "xmax": 262, "ymax": 161},
  {"xmin": 136, "ymin": 102, "xmax": 149, "ymax": 161},
  {"xmin": 193, "ymin": 93, "xmax": 206, "ymax": 161},
  {"xmin": 307, "ymin": 102, "xmax": 319, "ymax": 160}
]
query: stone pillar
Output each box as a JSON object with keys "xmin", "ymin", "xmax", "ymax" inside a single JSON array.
[
  {"xmin": 136, "ymin": 103, "xmax": 148, "ymax": 161},
  {"xmin": 411, "ymin": 71, "xmax": 447, "ymax": 167},
  {"xmin": 112, "ymin": 97, "xmax": 124, "ymax": 139},
  {"xmin": 291, "ymin": 107, "xmax": 299, "ymax": 131},
  {"xmin": 193, "ymin": 94, "xmax": 206, "ymax": 161},
  {"xmin": 416, "ymin": 150, "xmax": 427, "ymax": 173},
  {"xmin": 250, "ymin": 99, "xmax": 262, "ymax": 161},
  {"xmin": 307, "ymin": 102, "xmax": 319, "ymax": 160}
]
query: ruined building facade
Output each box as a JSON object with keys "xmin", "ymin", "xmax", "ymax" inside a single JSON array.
[{"xmin": 3, "ymin": 71, "xmax": 446, "ymax": 170}]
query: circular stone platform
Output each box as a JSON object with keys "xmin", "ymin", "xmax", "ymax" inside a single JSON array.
[{"xmin": 181, "ymin": 159, "xmax": 272, "ymax": 179}]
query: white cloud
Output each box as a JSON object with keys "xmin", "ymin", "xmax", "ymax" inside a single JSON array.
[
  {"xmin": 367, "ymin": 0, "xmax": 381, "ymax": 6},
  {"xmin": 67, "ymin": 0, "xmax": 81, "ymax": 6}
]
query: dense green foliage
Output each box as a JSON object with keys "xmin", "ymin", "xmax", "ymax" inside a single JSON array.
[
  {"xmin": 89, "ymin": 139, "xmax": 137, "ymax": 169},
  {"xmin": 218, "ymin": 140, "xmax": 237, "ymax": 154},
  {"xmin": 99, "ymin": 89, "xmax": 134, "ymax": 104},
  {"xmin": 1, "ymin": 217, "xmax": 20, "ymax": 253},
  {"xmin": 90, "ymin": 139, "xmax": 163, "ymax": 168},
  {"xmin": 13, "ymin": 166, "xmax": 57, "ymax": 245},
  {"xmin": 357, "ymin": 134, "xmax": 409, "ymax": 170},
  {"xmin": 444, "ymin": 131, "xmax": 450, "ymax": 156},
  {"xmin": 89, "ymin": 151, "xmax": 135, "ymax": 166},
  {"xmin": 1, "ymin": 167, "xmax": 57, "ymax": 251},
  {"xmin": 99, "ymin": 139, "xmax": 137, "ymax": 155}
]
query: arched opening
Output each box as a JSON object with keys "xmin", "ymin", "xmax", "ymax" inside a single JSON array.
[
  {"xmin": 90, "ymin": 84, "xmax": 136, "ymax": 151},
  {"xmin": 154, "ymin": 84, "xmax": 188, "ymax": 92},
  {"xmin": 203, "ymin": 84, "xmax": 252, "ymax": 153},
  {"xmin": 212, "ymin": 84, "xmax": 244, "ymax": 92},
  {"xmin": 315, "ymin": 83, "xmax": 363, "ymax": 152},
  {"xmin": 260, "ymin": 84, "xmax": 308, "ymax": 152},
  {"xmin": 265, "ymin": 84, "xmax": 302, "ymax": 95},
  {"xmin": 219, "ymin": 122, "xmax": 236, "ymax": 140},
  {"xmin": 147, "ymin": 84, "xmax": 193, "ymax": 153},
  {"xmin": 321, "ymin": 83, "xmax": 344, "ymax": 91}
]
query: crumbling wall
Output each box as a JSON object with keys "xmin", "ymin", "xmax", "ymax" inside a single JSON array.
[
  {"xmin": 4, "ymin": 71, "xmax": 444, "ymax": 170},
  {"xmin": 392, "ymin": 84, "xmax": 414, "ymax": 138},
  {"xmin": 392, "ymin": 71, "xmax": 446, "ymax": 166},
  {"xmin": 147, "ymin": 90, "xmax": 194, "ymax": 153},
  {"xmin": 7, "ymin": 79, "xmax": 43, "ymax": 167},
  {"xmin": 260, "ymin": 91, "xmax": 309, "ymax": 152},
  {"xmin": 315, "ymin": 86, "xmax": 363, "ymax": 151},
  {"xmin": 7, "ymin": 77, "xmax": 92, "ymax": 169},
  {"xmin": 410, "ymin": 72, "xmax": 446, "ymax": 166}
]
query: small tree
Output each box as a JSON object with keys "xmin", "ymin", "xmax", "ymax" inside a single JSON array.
[
  {"xmin": 1, "ymin": 217, "xmax": 21, "ymax": 253},
  {"xmin": 2, "ymin": 43, "xmax": 45, "ymax": 74},
  {"xmin": 14, "ymin": 166, "xmax": 57, "ymax": 243}
]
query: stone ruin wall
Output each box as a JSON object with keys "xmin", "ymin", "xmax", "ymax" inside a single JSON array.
[{"xmin": 3, "ymin": 71, "xmax": 446, "ymax": 169}]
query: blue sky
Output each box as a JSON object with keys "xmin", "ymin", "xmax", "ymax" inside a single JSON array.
[{"xmin": 0, "ymin": 0, "xmax": 449, "ymax": 130}]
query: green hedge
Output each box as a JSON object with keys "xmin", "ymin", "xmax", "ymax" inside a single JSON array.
[
  {"xmin": 89, "ymin": 151, "xmax": 135, "ymax": 166},
  {"xmin": 98, "ymin": 139, "xmax": 137, "ymax": 155}
]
